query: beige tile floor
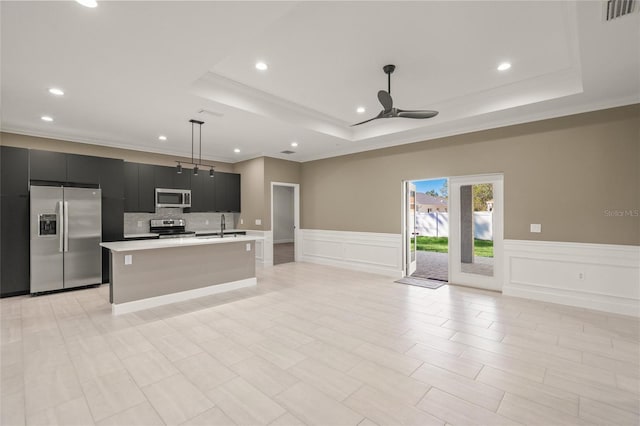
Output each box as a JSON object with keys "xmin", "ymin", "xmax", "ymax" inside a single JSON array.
[{"xmin": 1, "ymin": 262, "xmax": 639, "ymax": 426}]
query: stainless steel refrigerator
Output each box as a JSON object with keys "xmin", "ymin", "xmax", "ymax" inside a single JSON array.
[{"xmin": 30, "ymin": 185, "xmax": 102, "ymax": 293}]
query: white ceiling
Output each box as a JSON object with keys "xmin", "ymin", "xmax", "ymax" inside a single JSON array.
[{"xmin": 1, "ymin": 1, "xmax": 638, "ymax": 163}]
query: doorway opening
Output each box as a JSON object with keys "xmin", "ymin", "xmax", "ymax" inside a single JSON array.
[
  {"xmin": 405, "ymin": 178, "xmax": 450, "ymax": 282},
  {"xmin": 271, "ymin": 182, "xmax": 299, "ymax": 265},
  {"xmin": 404, "ymin": 174, "xmax": 502, "ymax": 291}
]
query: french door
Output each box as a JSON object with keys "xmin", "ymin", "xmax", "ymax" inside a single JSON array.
[
  {"xmin": 405, "ymin": 181, "xmax": 417, "ymax": 276},
  {"xmin": 449, "ymin": 174, "xmax": 503, "ymax": 291}
]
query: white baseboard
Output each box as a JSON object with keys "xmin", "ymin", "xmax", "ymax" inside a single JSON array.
[
  {"xmin": 300, "ymin": 229, "xmax": 403, "ymax": 278},
  {"xmin": 111, "ymin": 277, "xmax": 257, "ymax": 315},
  {"xmin": 274, "ymin": 239, "xmax": 294, "ymax": 244},
  {"xmin": 503, "ymin": 240, "xmax": 640, "ymax": 317}
]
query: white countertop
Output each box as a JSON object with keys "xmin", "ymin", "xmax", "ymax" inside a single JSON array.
[{"xmin": 102, "ymin": 235, "xmax": 262, "ymax": 252}]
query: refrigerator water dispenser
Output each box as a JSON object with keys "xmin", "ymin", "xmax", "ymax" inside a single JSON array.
[{"xmin": 38, "ymin": 214, "xmax": 57, "ymax": 236}]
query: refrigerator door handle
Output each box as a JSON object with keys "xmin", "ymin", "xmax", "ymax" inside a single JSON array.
[
  {"xmin": 57, "ymin": 201, "xmax": 64, "ymax": 253},
  {"xmin": 63, "ymin": 201, "xmax": 69, "ymax": 252}
]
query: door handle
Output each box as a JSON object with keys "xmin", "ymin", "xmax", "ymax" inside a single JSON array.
[
  {"xmin": 57, "ymin": 201, "xmax": 64, "ymax": 253},
  {"xmin": 63, "ymin": 201, "xmax": 69, "ymax": 252}
]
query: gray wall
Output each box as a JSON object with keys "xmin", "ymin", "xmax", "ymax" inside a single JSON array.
[{"xmin": 300, "ymin": 105, "xmax": 640, "ymax": 246}]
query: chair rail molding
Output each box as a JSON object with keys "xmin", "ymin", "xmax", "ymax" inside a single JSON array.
[
  {"xmin": 299, "ymin": 229, "xmax": 403, "ymax": 277},
  {"xmin": 503, "ymin": 239, "xmax": 640, "ymax": 317}
]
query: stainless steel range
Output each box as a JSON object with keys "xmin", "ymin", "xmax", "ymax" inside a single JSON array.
[{"xmin": 149, "ymin": 219, "xmax": 195, "ymax": 238}]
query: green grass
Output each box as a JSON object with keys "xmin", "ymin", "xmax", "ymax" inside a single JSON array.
[{"xmin": 414, "ymin": 236, "xmax": 493, "ymax": 258}]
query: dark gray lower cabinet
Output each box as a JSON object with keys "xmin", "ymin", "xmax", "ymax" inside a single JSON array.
[{"xmin": 1, "ymin": 195, "xmax": 29, "ymax": 296}]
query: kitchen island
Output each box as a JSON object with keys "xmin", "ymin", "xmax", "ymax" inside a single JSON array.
[{"xmin": 100, "ymin": 235, "xmax": 260, "ymax": 314}]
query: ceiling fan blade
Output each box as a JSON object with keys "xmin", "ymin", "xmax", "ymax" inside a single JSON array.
[
  {"xmin": 351, "ymin": 111, "xmax": 384, "ymax": 126},
  {"xmin": 377, "ymin": 90, "xmax": 393, "ymax": 112},
  {"xmin": 396, "ymin": 109, "xmax": 439, "ymax": 119}
]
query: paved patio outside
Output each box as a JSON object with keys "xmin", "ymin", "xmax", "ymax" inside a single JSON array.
[{"xmin": 411, "ymin": 251, "xmax": 493, "ymax": 281}]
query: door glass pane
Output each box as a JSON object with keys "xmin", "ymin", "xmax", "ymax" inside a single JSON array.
[
  {"xmin": 459, "ymin": 183, "xmax": 494, "ymax": 276},
  {"xmin": 409, "ymin": 188, "xmax": 416, "ymax": 262}
]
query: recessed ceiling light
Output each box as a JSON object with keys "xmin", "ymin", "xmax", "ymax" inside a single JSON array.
[
  {"xmin": 497, "ymin": 62, "xmax": 511, "ymax": 71},
  {"xmin": 291, "ymin": 142, "xmax": 298, "ymax": 147},
  {"xmin": 48, "ymin": 88, "xmax": 64, "ymax": 96},
  {"xmin": 75, "ymin": 0, "xmax": 98, "ymax": 8},
  {"xmin": 234, "ymin": 148, "xmax": 241, "ymax": 153},
  {"xmin": 255, "ymin": 62, "xmax": 268, "ymax": 71},
  {"xmin": 158, "ymin": 135, "xmax": 167, "ymax": 141},
  {"xmin": 356, "ymin": 106, "xmax": 366, "ymax": 114},
  {"xmin": 41, "ymin": 116, "xmax": 54, "ymax": 122}
]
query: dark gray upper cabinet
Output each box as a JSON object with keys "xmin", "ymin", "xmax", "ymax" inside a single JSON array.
[
  {"xmin": 1, "ymin": 146, "xmax": 29, "ymax": 196},
  {"xmin": 138, "ymin": 164, "xmax": 155, "ymax": 213},
  {"xmin": 190, "ymin": 172, "xmax": 216, "ymax": 212},
  {"xmin": 173, "ymin": 169, "xmax": 191, "ymax": 190},
  {"xmin": 67, "ymin": 153, "xmax": 101, "ymax": 184},
  {"xmin": 154, "ymin": 166, "xmax": 174, "ymax": 189},
  {"xmin": 215, "ymin": 172, "xmax": 241, "ymax": 212},
  {"xmin": 29, "ymin": 150, "xmax": 67, "ymax": 182},
  {"xmin": 123, "ymin": 162, "xmax": 139, "ymax": 212},
  {"xmin": 99, "ymin": 158, "xmax": 124, "ymax": 200}
]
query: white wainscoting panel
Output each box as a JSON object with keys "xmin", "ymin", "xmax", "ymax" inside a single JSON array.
[
  {"xmin": 245, "ymin": 230, "xmax": 273, "ymax": 266},
  {"xmin": 300, "ymin": 229, "xmax": 403, "ymax": 277},
  {"xmin": 503, "ymin": 239, "xmax": 640, "ymax": 317}
]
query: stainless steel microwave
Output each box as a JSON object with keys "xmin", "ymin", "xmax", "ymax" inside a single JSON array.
[{"xmin": 155, "ymin": 188, "xmax": 191, "ymax": 208}]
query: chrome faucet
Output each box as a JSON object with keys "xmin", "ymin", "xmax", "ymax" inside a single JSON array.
[{"xmin": 220, "ymin": 214, "xmax": 226, "ymax": 237}]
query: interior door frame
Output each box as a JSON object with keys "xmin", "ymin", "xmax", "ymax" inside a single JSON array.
[
  {"xmin": 448, "ymin": 173, "xmax": 504, "ymax": 291},
  {"xmin": 270, "ymin": 182, "xmax": 300, "ymax": 262}
]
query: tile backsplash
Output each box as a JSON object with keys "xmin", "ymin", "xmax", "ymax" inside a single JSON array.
[{"xmin": 124, "ymin": 208, "xmax": 238, "ymax": 235}]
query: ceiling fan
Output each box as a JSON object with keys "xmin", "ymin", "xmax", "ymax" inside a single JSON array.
[{"xmin": 352, "ymin": 64, "xmax": 438, "ymax": 126}]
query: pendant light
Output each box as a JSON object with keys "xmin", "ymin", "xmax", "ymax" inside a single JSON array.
[{"xmin": 176, "ymin": 119, "xmax": 215, "ymax": 176}]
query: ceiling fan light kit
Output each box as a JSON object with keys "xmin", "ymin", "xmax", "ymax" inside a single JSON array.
[{"xmin": 352, "ymin": 64, "xmax": 439, "ymax": 126}]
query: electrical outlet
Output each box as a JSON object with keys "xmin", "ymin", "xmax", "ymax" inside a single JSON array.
[
  {"xmin": 246, "ymin": 243, "xmax": 251, "ymax": 251},
  {"xmin": 137, "ymin": 221, "xmax": 143, "ymax": 228},
  {"xmin": 578, "ymin": 272, "xmax": 585, "ymax": 280},
  {"xmin": 240, "ymin": 218, "xmax": 244, "ymax": 225},
  {"xmin": 124, "ymin": 255, "xmax": 132, "ymax": 265},
  {"xmin": 255, "ymin": 219, "xmax": 261, "ymax": 225},
  {"xmin": 205, "ymin": 220, "xmax": 209, "ymax": 225},
  {"xmin": 530, "ymin": 224, "xmax": 541, "ymax": 233}
]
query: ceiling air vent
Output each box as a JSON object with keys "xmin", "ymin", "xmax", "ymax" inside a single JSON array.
[
  {"xmin": 604, "ymin": 0, "xmax": 635, "ymax": 21},
  {"xmin": 280, "ymin": 150, "xmax": 296, "ymax": 154}
]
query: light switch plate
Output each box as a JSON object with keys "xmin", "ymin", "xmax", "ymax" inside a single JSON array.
[
  {"xmin": 530, "ymin": 224, "xmax": 541, "ymax": 233},
  {"xmin": 240, "ymin": 219, "xmax": 244, "ymax": 225},
  {"xmin": 124, "ymin": 254, "xmax": 133, "ymax": 265},
  {"xmin": 255, "ymin": 219, "xmax": 261, "ymax": 225},
  {"xmin": 137, "ymin": 221, "xmax": 143, "ymax": 227},
  {"xmin": 246, "ymin": 243, "xmax": 251, "ymax": 251}
]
